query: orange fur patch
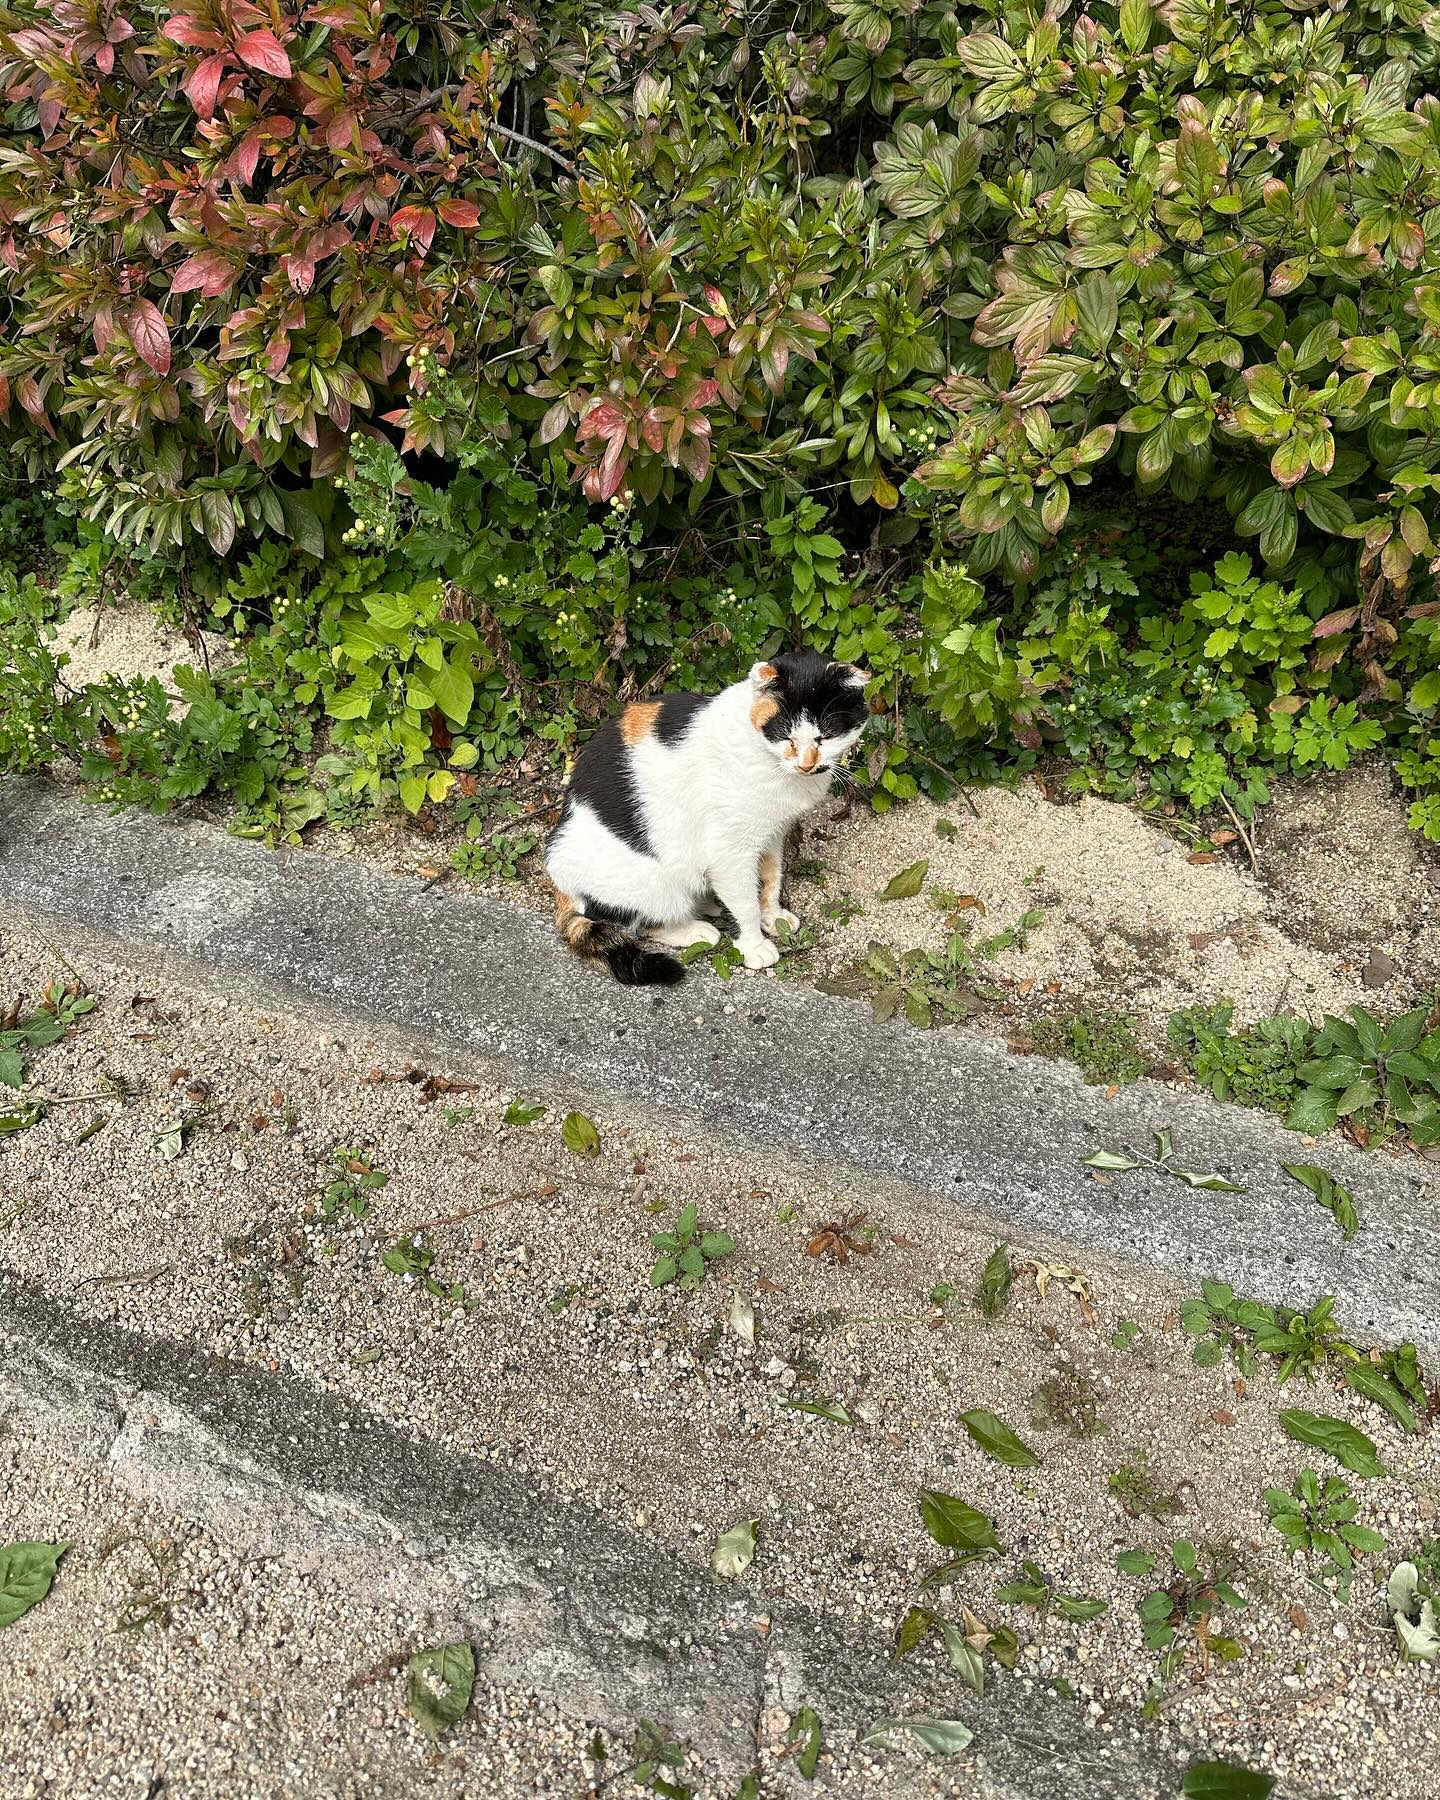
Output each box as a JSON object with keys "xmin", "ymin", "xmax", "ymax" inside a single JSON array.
[
  {"xmin": 754, "ymin": 663, "xmax": 777, "ymax": 683},
  {"xmin": 751, "ymin": 695, "xmax": 780, "ymax": 730},
  {"xmin": 759, "ymin": 851, "xmax": 779, "ymax": 915},
  {"xmin": 554, "ymin": 890, "xmax": 586, "ymax": 947},
  {"xmin": 619, "ymin": 701, "xmax": 661, "ymax": 745},
  {"xmin": 797, "ymin": 745, "xmax": 820, "ymax": 772}
]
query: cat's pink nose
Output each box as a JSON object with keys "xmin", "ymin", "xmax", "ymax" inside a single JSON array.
[{"xmin": 797, "ymin": 745, "xmax": 820, "ymax": 772}]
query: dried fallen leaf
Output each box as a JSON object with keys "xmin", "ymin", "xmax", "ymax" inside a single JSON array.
[
  {"xmin": 1188, "ymin": 852, "xmax": 1217, "ymax": 865},
  {"xmin": 1209, "ymin": 1409, "xmax": 1237, "ymax": 1428},
  {"xmin": 807, "ymin": 1213, "xmax": 872, "ymax": 1265}
]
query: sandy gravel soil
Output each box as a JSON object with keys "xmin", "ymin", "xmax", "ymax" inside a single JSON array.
[{"xmin": 3, "ymin": 923, "xmax": 1438, "ymax": 1797}]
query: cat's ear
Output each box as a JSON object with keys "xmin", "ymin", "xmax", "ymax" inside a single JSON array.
[
  {"xmin": 749, "ymin": 661, "xmax": 779, "ymax": 690},
  {"xmin": 840, "ymin": 664, "xmax": 872, "ymax": 688}
]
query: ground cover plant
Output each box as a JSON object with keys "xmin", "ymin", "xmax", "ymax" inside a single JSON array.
[{"xmin": 0, "ymin": 3, "xmax": 1437, "ymax": 844}]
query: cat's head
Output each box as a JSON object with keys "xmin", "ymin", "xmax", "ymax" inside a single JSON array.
[{"xmin": 747, "ymin": 651, "xmax": 871, "ymax": 777}]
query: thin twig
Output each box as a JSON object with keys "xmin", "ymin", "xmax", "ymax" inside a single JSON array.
[
  {"xmin": 74, "ymin": 1263, "xmax": 172, "ymax": 1292},
  {"xmin": 1218, "ymin": 791, "xmax": 1259, "ymax": 873}
]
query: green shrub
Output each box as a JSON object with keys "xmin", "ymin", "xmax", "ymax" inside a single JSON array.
[{"xmin": 3, "ymin": 3, "xmax": 1438, "ymax": 835}]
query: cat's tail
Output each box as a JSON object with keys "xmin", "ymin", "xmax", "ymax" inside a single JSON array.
[{"xmin": 553, "ymin": 893, "xmax": 685, "ymax": 986}]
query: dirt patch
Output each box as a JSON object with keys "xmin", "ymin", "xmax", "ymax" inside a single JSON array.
[
  {"xmin": 55, "ymin": 602, "xmax": 233, "ymax": 709},
  {"xmin": 1262, "ymin": 764, "xmax": 1440, "ymax": 974},
  {"xmin": 783, "ymin": 765, "xmax": 1438, "ymax": 1047}
]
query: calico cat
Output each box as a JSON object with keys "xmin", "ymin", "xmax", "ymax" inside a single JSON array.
[{"xmin": 546, "ymin": 651, "xmax": 871, "ymax": 984}]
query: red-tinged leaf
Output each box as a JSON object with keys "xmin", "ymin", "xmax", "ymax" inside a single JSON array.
[
  {"xmin": 598, "ymin": 437, "xmax": 628, "ymax": 499},
  {"xmin": 390, "ymin": 206, "xmax": 436, "ymax": 251},
  {"xmin": 96, "ymin": 43, "xmax": 114, "ymax": 73},
  {"xmin": 38, "ymin": 97, "xmax": 61, "ymax": 135},
  {"xmin": 326, "ymin": 110, "xmax": 358, "ymax": 152},
  {"xmin": 437, "ymin": 199, "xmax": 482, "ymax": 228},
  {"xmin": 185, "ymin": 53, "xmax": 228, "ymax": 119},
  {"xmin": 235, "ymin": 29, "xmax": 292, "ymax": 78},
  {"xmin": 678, "ymin": 432, "xmax": 710, "ymax": 482},
  {"xmin": 1312, "ymin": 606, "xmax": 1360, "ymax": 639},
  {"xmin": 791, "ymin": 310, "xmax": 829, "ymax": 335},
  {"xmin": 93, "ymin": 305, "xmax": 115, "ymax": 353},
  {"xmin": 538, "ymin": 400, "xmax": 570, "ymax": 445},
  {"xmin": 575, "ymin": 400, "xmax": 626, "ymax": 444},
  {"xmin": 281, "ymin": 251, "xmax": 317, "ymax": 293},
  {"xmin": 161, "ymin": 17, "xmax": 224, "ymax": 48},
  {"xmin": 640, "ymin": 409, "xmax": 666, "ymax": 453},
  {"xmin": 0, "ymin": 374, "xmax": 8, "ymax": 419},
  {"xmin": 171, "ymin": 250, "xmax": 235, "ymax": 297},
  {"xmin": 227, "ymin": 130, "xmax": 262, "ymax": 185},
  {"xmin": 128, "ymin": 300, "xmax": 171, "ymax": 375}
]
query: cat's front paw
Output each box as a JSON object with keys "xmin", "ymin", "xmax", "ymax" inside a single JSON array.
[
  {"xmin": 764, "ymin": 908, "xmax": 801, "ymax": 936},
  {"xmin": 738, "ymin": 936, "xmax": 780, "ymax": 970}
]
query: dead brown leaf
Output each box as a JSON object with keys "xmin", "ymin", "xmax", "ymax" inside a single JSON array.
[
  {"xmin": 807, "ymin": 1212, "xmax": 872, "ymax": 1266},
  {"xmin": 1188, "ymin": 852, "xmax": 1216, "ymax": 866}
]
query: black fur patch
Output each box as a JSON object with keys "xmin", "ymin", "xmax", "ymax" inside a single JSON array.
[
  {"xmin": 606, "ymin": 941, "xmax": 685, "ymax": 985},
  {"xmin": 757, "ymin": 651, "xmax": 867, "ymax": 745},
  {"xmin": 654, "ymin": 690, "xmax": 709, "ymax": 746},
  {"xmin": 567, "ymin": 717, "xmax": 650, "ymax": 855}
]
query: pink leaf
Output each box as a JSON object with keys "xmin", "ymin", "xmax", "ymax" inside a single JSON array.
[
  {"xmin": 128, "ymin": 299, "xmax": 171, "ymax": 375},
  {"xmin": 172, "ymin": 250, "xmax": 235, "ymax": 297},
  {"xmin": 437, "ymin": 198, "xmax": 482, "ymax": 228},
  {"xmin": 1312, "ymin": 607, "xmax": 1360, "ymax": 639},
  {"xmin": 161, "ymin": 18, "xmax": 224, "ymax": 49},
  {"xmin": 389, "ymin": 205, "xmax": 436, "ymax": 252},
  {"xmin": 185, "ymin": 53, "xmax": 228, "ymax": 120},
  {"xmin": 234, "ymin": 29, "xmax": 292, "ymax": 78}
]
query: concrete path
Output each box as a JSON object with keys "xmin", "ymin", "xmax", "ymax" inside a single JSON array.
[{"xmin": 1, "ymin": 781, "xmax": 1434, "ymax": 1355}]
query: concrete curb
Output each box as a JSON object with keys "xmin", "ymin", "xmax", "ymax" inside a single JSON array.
[
  {"xmin": 1, "ymin": 779, "xmax": 1434, "ymax": 1356},
  {"xmin": 1, "ymin": 1273, "xmax": 1197, "ymax": 1800}
]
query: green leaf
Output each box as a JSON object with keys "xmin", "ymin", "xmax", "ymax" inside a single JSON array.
[
  {"xmin": 1281, "ymin": 1163, "xmax": 1359, "ymax": 1240},
  {"xmin": 919, "ymin": 1490, "xmax": 1001, "ymax": 1555},
  {"xmin": 561, "ymin": 1111, "xmax": 600, "ymax": 1157},
  {"xmin": 1169, "ymin": 1169, "xmax": 1248, "ymax": 1192},
  {"xmin": 1279, "ymin": 1410, "xmax": 1384, "ymax": 1478},
  {"xmin": 1075, "ymin": 273, "xmax": 1118, "ymax": 350},
  {"xmin": 1120, "ymin": 0, "xmax": 1153, "ymax": 54},
  {"xmin": 0, "ymin": 1049, "xmax": 23, "ymax": 1089},
  {"xmin": 1115, "ymin": 1549, "xmax": 1157, "ymax": 1576},
  {"xmin": 1054, "ymin": 1594, "xmax": 1108, "ymax": 1622},
  {"xmin": 711, "ymin": 1518, "xmax": 757, "ymax": 1580},
  {"xmin": 939, "ymin": 1622, "xmax": 986, "ymax": 1697},
  {"xmin": 1180, "ymin": 1759, "xmax": 1276, "ymax": 1799},
  {"xmin": 1285, "ymin": 1086, "xmax": 1340, "ymax": 1135},
  {"xmin": 503, "ymin": 1097, "xmax": 546, "ymax": 1125},
  {"xmin": 1343, "ymin": 1363, "xmax": 1416, "ymax": 1433},
  {"xmin": 959, "ymin": 1408, "xmax": 1040, "ymax": 1469},
  {"xmin": 699, "ymin": 1231, "xmax": 735, "ymax": 1259},
  {"xmin": 0, "ymin": 1541, "xmax": 69, "ymax": 1628},
  {"xmin": 405, "ymin": 1643, "xmax": 474, "ymax": 1741},
  {"xmin": 428, "ymin": 656, "xmax": 475, "ymax": 727},
  {"xmin": 893, "ymin": 1603, "xmax": 938, "ymax": 1661},
  {"xmin": 650, "ymin": 1256, "xmax": 678, "ymax": 1287},
  {"xmin": 1085, "ymin": 1149, "xmax": 1142, "ymax": 1172},
  {"xmin": 879, "ymin": 860, "xmax": 928, "ymax": 901},
  {"xmin": 783, "ymin": 1397, "xmax": 856, "ymax": 1426},
  {"xmin": 862, "ymin": 1716, "xmax": 973, "ymax": 1756},
  {"xmin": 786, "ymin": 1707, "xmax": 823, "ymax": 1781},
  {"xmin": 975, "ymin": 1242, "xmax": 1012, "ymax": 1319},
  {"xmin": 278, "ymin": 488, "xmax": 325, "ymax": 557}
]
